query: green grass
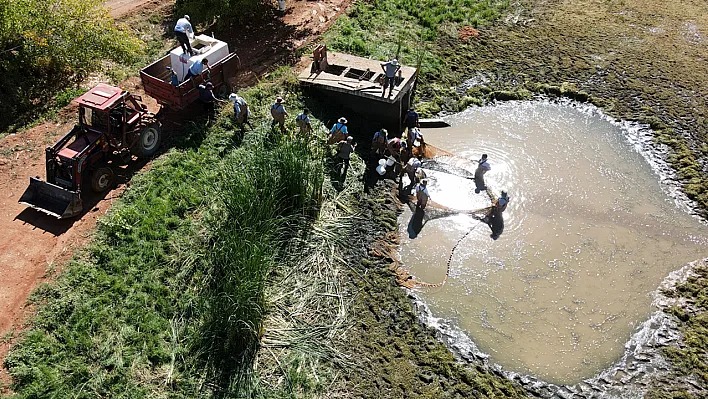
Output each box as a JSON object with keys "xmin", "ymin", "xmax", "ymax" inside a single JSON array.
[
  {"xmin": 2, "ymin": 70, "xmax": 345, "ymax": 398},
  {"xmin": 325, "ymin": 0, "xmax": 508, "ymax": 61},
  {"xmin": 323, "ymin": 0, "xmax": 508, "ymax": 113}
]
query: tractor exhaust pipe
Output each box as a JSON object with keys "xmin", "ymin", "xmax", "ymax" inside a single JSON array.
[{"xmin": 19, "ymin": 177, "xmax": 83, "ymax": 219}]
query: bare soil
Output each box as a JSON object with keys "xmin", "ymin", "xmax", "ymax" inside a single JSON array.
[
  {"xmin": 105, "ymin": 0, "xmax": 166, "ymax": 18},
  {"xmin": 0, "ymin": 0, "xmax": 351, "ymax": 383}
]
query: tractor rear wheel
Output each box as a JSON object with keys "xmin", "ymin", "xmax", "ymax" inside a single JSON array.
[
  {"xmin": 131, "ymin": 124, "xmax": 161, "ymax": 158},
  {"xmin": 91, "ymin": 167, "xmax": 115, "ymax": 193}
]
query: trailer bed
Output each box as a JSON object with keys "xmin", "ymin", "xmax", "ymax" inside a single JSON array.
[{"xmin": 140, "ymin": 52, "xmax": 239, "ymax": 110}]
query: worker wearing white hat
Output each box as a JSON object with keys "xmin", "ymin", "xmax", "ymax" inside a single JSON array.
[
  {"xmin": 270, "ymin": 96, "xmax": 288, "ymax": 134},
  {"xmin": 380, "ymin": 58, "xmax": 401, "ymax": 98},
  {"xmin": 328, "ymin": 117, "xmax": 348, "ymax": 144}
]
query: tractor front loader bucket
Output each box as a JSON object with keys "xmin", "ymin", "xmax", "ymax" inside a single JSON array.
[{"xmin": 19, "ymin": 177, "xmax": 83, "ymax": 219}]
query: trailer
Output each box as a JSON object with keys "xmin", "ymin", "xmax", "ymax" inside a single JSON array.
[{"xmin": 140, "ymin": 34, "xmax": 240, "ymax": 110}]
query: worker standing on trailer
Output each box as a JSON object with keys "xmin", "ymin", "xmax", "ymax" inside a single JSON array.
[
  {"xmin": 174, "ymin": 15, "xmax": 195, "ymax": 56},
  {"xmin": 270, "ymin": 96, "xmax": 288, "ymax": 134},
  {"xmin": 295, "ymin": 108, "xmax": 312, "ymax": 134},
  {"xmin": 474, "ymin": 153, "xmax": 491, "ymax": 193},
  {"xmin": 380, "ymin": 58, "xmax": 401, "ymax": 98},
  {"xmin": 416, "ymin": 180, "xmax": 430, "ymax": 210},
  {"xmin": 184, "ymin": 58, "xmax": 210, "ymax": 81}
]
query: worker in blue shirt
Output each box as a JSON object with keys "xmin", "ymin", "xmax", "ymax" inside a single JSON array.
[
  {"xmin": 328, "ymin": 117, "xmax": 348, "ymax": 144},
  {"xmin": 174, "ymin": 15, "xmax": 194, "ymax": 56},
  {"xmin": 184, "ymin": 58, "xmax": 210, "ymax": 81}
]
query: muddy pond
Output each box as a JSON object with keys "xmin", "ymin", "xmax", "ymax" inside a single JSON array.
[{"xmin": 397, "ymin": 101, "xmax": 708, "ymax": 384}]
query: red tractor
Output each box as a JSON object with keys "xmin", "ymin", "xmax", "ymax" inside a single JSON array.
[{"xmin": 19, "ymin": 84, "xmax": 161, "ymax": 218}]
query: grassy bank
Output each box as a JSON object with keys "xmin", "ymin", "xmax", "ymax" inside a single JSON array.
[{"xmin": 2, "ymin": 71, "xmax": 340, "ymax": 397}]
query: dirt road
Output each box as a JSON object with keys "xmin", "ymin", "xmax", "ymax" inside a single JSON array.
[
  {"xmin": 105, "ymin": 0, "xmax": 164, "ymax": 18},
  {"xmin": 1, "ymin": 0, "xmax": 350, "ymax": 384},
  {"xmin": 0, "ymin": 79, "xmax": 157, "ymax": 368}
]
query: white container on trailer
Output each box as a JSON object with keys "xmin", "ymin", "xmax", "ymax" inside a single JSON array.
[{"xmin": 169, "ymin": 34, "xmax": 230, "ymax": 82}]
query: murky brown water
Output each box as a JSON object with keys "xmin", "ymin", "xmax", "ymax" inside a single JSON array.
[{"xmin": 397, "ymin": 101, "xmax": 708, "ymax": 384}]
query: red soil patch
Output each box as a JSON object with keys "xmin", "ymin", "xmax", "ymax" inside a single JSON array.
[{"xmin": 459, "ymin": 25, "xmax": 480, "ymax": 40}]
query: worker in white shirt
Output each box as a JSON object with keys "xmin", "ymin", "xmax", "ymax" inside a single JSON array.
[
  {"xmin": 174, "ymin": 15, "xmax": 194, "ymax": 56},
  {"xmin": 416, "ymin": 180, "xmax": 430, "ymax": 210},
  {"xmin": 405, "ymin": 156, "xmax": 422, "ymax": 186},
  {"xmin": 229, "ymin": 93, "xmax": 252, "ymax": 130},
  {"xmin": 380, "ymin": 58, "xmax": 401, "ymax": 98}
]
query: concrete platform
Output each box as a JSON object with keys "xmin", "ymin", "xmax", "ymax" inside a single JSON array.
[{"xmin": 298, "ymin": 50, "xmax": 418, "ymax": 133}]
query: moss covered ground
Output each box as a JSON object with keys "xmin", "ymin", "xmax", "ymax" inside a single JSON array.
[{"xmin": 322, "ymin": 0, "xmax": 708, "ymax": 396}]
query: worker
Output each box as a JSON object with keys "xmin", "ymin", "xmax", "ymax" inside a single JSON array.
[
  {"xmin": 198, "ymin": 82, "xmax": 227, "ymax": 115},
  {"xmin": 494, "ymin": 190, "xmax": 510, "ymax": 213},
  {"xmin": 174, "ymin": 15, "xmax": 194, "ymax": 56},
  {"xmin": 229, "ymin": 93, "xmax": 252, "ymax": 130},
  {"xmin": 407, "ymin": 127, "xmax": 424, "ymax": 150},
  {"xmin": 270, "ymin": 96, "xmax": 288, "ymax": 134},
  {"xmin": 380, "ymin": 58, "xmax": 401, "ymax": 98},
  {"xmin": 328, "ymin": 117, "xmax": 348, "ymax": 144},
  {"xmin": 184, "ymin": 58, "xmax": 210, "ymax": 81},
  {"xmin": 295, "ymin": 108, "xmax": 312, "ymax": 134},
  {"xmin": 399, "ymin": 140, "xmax": 411, "ymax": 164},
  {"xmin": 165, "ymin": 66, "xmax": 179, "ymax": 86},
  {"xmin": 474, "ymin": 153, "xmax": 491, "ymax": 193},
  {"xmin": 403, "ymin": 106, "xmax": 420, "ymax": 134},
  {"xmin": 336, "ymin": 136, "xmax": 357, "ymax": 177},
  {"xmin": 487, "ymin": 190, "xmax": 509, "ymax": 240},
  {"xmin": 372, "ymin": 128, "xmax": 388, "ymax": 156},
  {"xmin": 404, "ymin": 156, "xmax": 423, "ymax": 186},
  {"xmin": 387, "ymin": 136, "xmax": 403, "ymax": 157},
  {"xmin": 416, "ymin": 180, "xmax": 430, "ymax": 210}
]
